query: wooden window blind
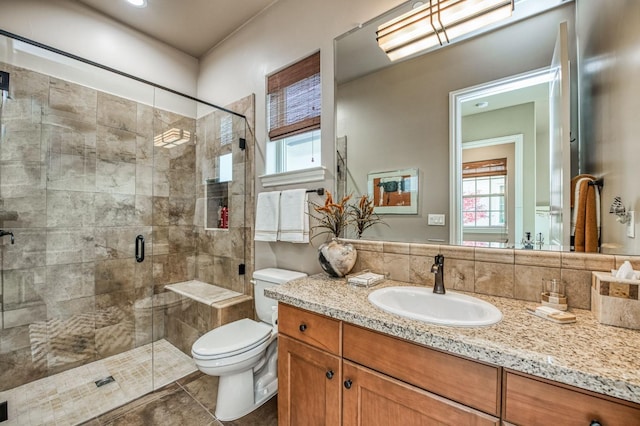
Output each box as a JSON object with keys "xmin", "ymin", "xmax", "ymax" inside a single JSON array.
[
  {"xmin": 462, "ymin": 158, "xmax": 507, "ymax": 178},
  {"xmin": 267, "ymin": 52, "xmax": 320, "ymax": 141}
]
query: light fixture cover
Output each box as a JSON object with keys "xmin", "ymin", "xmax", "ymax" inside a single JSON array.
[
  {"xmin": 377, "ymin": 0, "xmax": 514, "ymax": 61},
  {"xmin": 126, "ymin": 0, "xmax": 148, "ymax": 8}
]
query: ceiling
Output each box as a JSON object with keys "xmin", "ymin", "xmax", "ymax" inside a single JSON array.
[{"xmin": 74, "ymin": 0, "xmax": 278, "ymax": 58}]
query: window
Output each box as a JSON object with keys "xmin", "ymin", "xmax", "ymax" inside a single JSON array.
[
  {"xmin": 462, "ymin": 158, "xmax": 507, "ymax": 230},
  {"xmin": 266, "ymin": 52, "xmax": 321, "ymax": 174}
]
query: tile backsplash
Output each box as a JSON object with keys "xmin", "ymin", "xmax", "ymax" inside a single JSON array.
[{"xmin": 347, "ymin": 239, "xmax": 639, "ymax": 310}]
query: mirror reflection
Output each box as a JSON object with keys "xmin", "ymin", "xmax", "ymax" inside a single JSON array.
[{"xmin": 336, "ymin": 0, "xmax": 586, "ymax": 251}]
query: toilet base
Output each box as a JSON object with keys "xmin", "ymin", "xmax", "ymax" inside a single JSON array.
[{"xmin": 214, "ymin": 371, "xmax": 277, "ymax": 421}]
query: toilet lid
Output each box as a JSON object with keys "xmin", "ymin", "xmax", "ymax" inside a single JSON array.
[{"xmin": 192, "ymin": 318, "xmax": 273, "ymax": 359}]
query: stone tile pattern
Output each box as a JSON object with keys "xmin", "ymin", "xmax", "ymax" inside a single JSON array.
[
  {"xmin": 194, "ymin": 95, "xmax": 255, "ymax": 296},
  {"xmin": 266, "ymin": 274, "xmax": 640, "ymax": 405},
  {"xmin": 0, "ymin": 63, "xmax": 255, "ymax": 391},
  {"xmin": 165, "ymin": 95, "xmax": 256, "ymax": 356},
  {"xmin": 346, "ymin": 238, "xmax": 635, "ymax": 310},
  {"xmin": 0, "ymin": 339, "xmax": 196, "ymax": 425}
]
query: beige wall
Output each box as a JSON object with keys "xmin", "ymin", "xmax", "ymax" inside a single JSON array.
[
  {"xmin": 577, "ymin": 0, "xmax": 640, "ymax": 255},
  {"xmin": 0, "ymin": 0, "xmax": 199, "ymax": 96},
  {"xmin": 197, "ymin": 0, "xmax": 405, "ymax": 272}
]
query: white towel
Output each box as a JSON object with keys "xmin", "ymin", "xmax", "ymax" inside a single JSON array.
[
  {"xmin": 278, "ymin": 189, "xmax": 309, "ymax": 243},
  {"xmin": 255, "ymin": 191, "xmax": 280, "ymax": 241}
]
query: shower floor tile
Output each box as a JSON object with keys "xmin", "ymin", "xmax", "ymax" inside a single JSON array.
[{"xmin": 0, "ymin": 339, "xmax": 196, "ymax": 426}]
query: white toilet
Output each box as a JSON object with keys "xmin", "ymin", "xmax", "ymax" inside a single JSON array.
[{"xmin": 191, "ymin": 268, "xmax": 307, "ymax": 421}]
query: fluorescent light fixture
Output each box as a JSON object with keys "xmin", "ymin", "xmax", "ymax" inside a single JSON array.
[
  {"xmin": 377, "ymin": 0, "xmax": 514, "ymax": 61},
  {"xmin": 126, "ymin": 0, "xmax": 147, "ymax": 8},
  {"xmin": 154, "ymin": 128, "xmax": 191, "ymax": 148}
]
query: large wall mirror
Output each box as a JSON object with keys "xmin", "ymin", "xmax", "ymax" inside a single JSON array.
[{"xmin": 335, "ymin": 0, "xmax": 637, "ymax": 254}]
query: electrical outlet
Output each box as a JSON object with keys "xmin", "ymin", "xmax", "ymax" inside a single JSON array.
[
  {"xmin": 428, "ymin": 214, "xmax": 445, "ymax": 226},
  {"xmin": 627, "ymin": 211, "xmax": 635, "ymax": 238}
]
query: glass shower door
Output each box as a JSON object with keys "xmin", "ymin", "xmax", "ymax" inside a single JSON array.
[{"xmin": 0, "ymin": 36, "xmax": 159, "ymax": 423}]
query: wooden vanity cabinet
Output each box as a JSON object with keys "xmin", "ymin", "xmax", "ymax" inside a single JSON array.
[
  {"xmin": 277, "ymin": 303, "xmax": 640, "ymax": 426},
  {"xmin": 503, "ymin": 370, "xmax": 640, "ymax": 426},
  {"xmin": 278, "ymin": 304, "xmax": 500, "ymax": 425}
]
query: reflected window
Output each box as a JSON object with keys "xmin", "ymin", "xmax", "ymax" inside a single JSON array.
[{"xmin": 462, "ymin": 158, "xmax": 507, "ymax": 229}]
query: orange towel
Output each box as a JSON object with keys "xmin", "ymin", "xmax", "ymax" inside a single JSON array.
[
  {"xmin": 573, "ymin": 177, "xmax": 600, "ymax": 252},
  {"xmin": 570, "ymin": 174, "xmax": 596, "ymax": 209}
]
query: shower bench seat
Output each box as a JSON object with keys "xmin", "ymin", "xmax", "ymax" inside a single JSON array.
[{"xmin": 165, "ymin": 280, "xmax": 252, "ymax": 308}]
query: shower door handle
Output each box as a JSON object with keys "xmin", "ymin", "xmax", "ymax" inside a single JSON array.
[{"xmin": 135, "ymin": 235, "xmax": 145, "ymax": 263}]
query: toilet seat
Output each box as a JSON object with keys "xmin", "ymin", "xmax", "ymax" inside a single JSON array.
[{"xmin": 192, "ymin": 318, "xmax": 273, "ymax": 360}]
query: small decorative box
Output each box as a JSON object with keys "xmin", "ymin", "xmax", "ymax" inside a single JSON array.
[
  {"xmin": 347, "ymin": 271, "xmax": 386, "ymax": 288},
  {"xmin": 591, "ymin": 271, "xmax": 640, "ymax": 329}
]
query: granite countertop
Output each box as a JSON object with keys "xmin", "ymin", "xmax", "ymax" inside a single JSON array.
[{"xmin": 265, "ymin": 274, "xmax": 640, "ymax": 405}]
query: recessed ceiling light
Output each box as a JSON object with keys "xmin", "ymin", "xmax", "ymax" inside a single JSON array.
[
  {"xmin": 126, "ymin": 0, "xmax": 147, "ymax": 8},
  {"xmin": 475, "ymin": 102, "xmax": 489, "ymax": 108}
]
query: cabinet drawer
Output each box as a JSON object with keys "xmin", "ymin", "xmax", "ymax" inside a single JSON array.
[
  {"xmin": 278, "ymin": 303, "xmax": 341, "ymax": 355},
  {"xmin": 504, "ymin": 370, "xmax": 640, "ymax": 425},
  {"xmin": 343, "ymin": 361, "xmax": 499, "ymax": 426},
  {"xmin": 343, "ymin": 323, "xmax": 501, "ymax": 416}
]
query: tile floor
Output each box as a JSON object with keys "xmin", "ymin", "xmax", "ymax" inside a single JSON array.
[
  {"xmin": 83, "ymin": 373, "xmax": 278, "ymax": 426},
  {"xmin": 0, "ymin": 339, "xmax": 198, "ymax": 425}
]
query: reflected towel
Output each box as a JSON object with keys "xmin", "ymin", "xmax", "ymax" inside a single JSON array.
[
  {"xmin": 571, "ymin": 176, "xmax": 600, "ymax": 252},
  {"xmin": 255, "ymin": 191, "xmax": 280, "ymax": 241},
  {"xmin": 278, "ymin": 189, "xmax": 309, "ymax": 243}
]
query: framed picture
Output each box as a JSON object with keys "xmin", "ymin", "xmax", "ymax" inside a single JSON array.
[{"xmin": 367, "ymin": 168, "xmax": 418, "ymax": 214}]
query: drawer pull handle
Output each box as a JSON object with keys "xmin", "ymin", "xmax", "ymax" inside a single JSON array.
[
  {"xmin": 326, "ymin": 370, "xmax": 334, "ymax": 380},
  {"xmin": 344, "ymin": 379, "xmax": 352, "ymax": 389},
  {"xmin": 299, "ymin": 323, "xmax": 307, "ymax": 332},
  {"xmin": 590, "ymin": 421, "xmax": 602, "ymax": 426}
]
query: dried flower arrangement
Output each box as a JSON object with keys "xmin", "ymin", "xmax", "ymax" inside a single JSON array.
[
  {"xmin": 348, "ymin": 194, "xmax": 386, "ymax": 239},
  {"xmin": 310, "ymin": 191, "xmax": 386, "ymax": 239},
  {"xmin": 310, "ymin": 190, "xmax": 352, "ymax": 239}
]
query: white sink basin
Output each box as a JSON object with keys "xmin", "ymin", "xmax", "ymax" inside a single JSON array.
[{"xmin": 368, "ymin": 286, "xmax": 502, "ymax": 327}]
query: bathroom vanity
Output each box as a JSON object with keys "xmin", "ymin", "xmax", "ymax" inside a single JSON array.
[{"xmin": 268, "ymin": 275, "xmax": 640, "ymax": 425}]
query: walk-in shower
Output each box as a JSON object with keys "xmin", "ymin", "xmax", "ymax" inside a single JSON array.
[{"xmin": 0, "ymin": 31, "xmax": 253, "ymax": 424}]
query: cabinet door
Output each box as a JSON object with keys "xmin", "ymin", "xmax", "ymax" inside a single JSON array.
[
  {"xmin": 342, "ymin": 361, "xmax": 499, "ymax": 426},
  {"xmin": 278, "ymin": 334, "xmax": 341, "ymax": 426}
]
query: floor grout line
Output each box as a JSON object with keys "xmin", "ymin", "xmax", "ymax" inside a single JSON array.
[{"xmin": 176, "ymin": 380, "xmax": 219, "ymax": 423}]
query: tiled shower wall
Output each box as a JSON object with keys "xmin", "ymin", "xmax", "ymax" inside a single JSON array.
[
  {"xmin": 194, "ymin": 96, "xmax": 253, "ymax": 294},
  {"xmin": 164, "ymin": 95, "xmax": 256, "ymax": 354},
  {"xmin": 0, "ymin": 62, "xmax": 206, "ymax": 391}
]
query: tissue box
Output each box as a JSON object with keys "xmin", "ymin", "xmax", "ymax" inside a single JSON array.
[{"xmin": 591, "ymin": 271, "xmax": 640, "ymax": 329}]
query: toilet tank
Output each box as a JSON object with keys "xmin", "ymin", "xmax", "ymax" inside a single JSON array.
[{"xmin": 253, "ymin": 268, "xmax": 307, "ymax": 323}]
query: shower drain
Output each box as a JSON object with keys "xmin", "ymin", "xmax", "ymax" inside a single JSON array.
[{"xmin": 95, "ymin": 376, "xmax": 116, "ymax": 387}]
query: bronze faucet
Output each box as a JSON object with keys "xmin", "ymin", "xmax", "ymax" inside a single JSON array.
[{"xmin": 431, "ymin": 254, "xmax": 445, "ymax": 294}]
